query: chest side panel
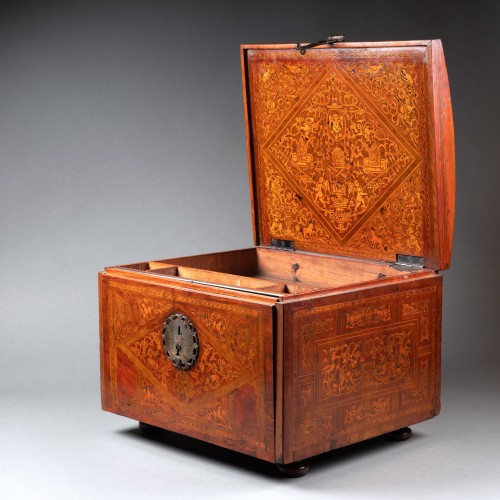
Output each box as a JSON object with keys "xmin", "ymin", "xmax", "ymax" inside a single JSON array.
[
  {"xmin": 243, "ymin": 44, "xmax": 447, "ymax": 267},
  {"xmin": 281, "ymin": 275, "xmax": 442, "ymax": 463},
  {"xmin": 99, "ymin": 273, "xmax": 275, "ymax": 462}
]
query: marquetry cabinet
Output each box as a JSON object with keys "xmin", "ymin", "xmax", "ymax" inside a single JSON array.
[{"xmin": 99, "ymin": 39, "xmax": 454, "ymax": 476}]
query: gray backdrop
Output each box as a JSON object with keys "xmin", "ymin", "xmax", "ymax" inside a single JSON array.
[{"xmin": 1, "ymin": 1, "xmax": 499, "ymax": 498}]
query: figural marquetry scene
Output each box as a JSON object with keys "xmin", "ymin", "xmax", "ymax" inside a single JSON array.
[
  {"xmin": 246, "ymin": 47, "xmax": 435, "ymax": 263},
  {"xmin": 100, "ymin": 40, "xmax": 454, "ymax": 476}
]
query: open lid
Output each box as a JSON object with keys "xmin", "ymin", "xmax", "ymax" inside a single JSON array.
[{"xmin": 241, "ymin": 40, "xmax": 455, "ymax": 270}]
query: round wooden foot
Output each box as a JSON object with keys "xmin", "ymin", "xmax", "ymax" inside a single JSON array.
[
  {"xmin": 138, "ymin": 421, "xmax": 158, "ymax": 432},
  {"xmin": 385, "ymin": 426, "xmax": 412, "ymax": 441},
  {"xmin": 276, "ymin": 461, "xmax": 310, "ymax": 477}
]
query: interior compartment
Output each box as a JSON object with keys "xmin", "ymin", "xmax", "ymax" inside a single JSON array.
[{"xmin": 115, "ymin": 247, "xmax": 429, "ymax": 296}]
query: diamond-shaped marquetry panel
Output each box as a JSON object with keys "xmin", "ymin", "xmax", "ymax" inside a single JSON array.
[
  {"xmin": 104, "ymin": 280, "xmax": 274, "ymax": 459},
  {"xmin": 246, "ymin": 47, "xmax": 437, "ymax": 262}
]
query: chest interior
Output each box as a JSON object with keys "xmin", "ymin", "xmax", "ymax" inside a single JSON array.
[{"xmin": 114, "ymin": 247, "xmax": 431, "ymax": 298}]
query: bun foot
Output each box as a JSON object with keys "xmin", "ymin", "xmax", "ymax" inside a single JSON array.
[
  {"xmin": 276, "ymin": 461, "xmax": 310, "ymax": 477},
  {"xmin": 385, "ymin": 426, "xmax": 412, "ymax": 441},
  {"xmin": 139, "ymin": 421, "xmax": 158, "ymax": 432}
]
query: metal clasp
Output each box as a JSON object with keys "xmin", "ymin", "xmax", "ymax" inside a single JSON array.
[
  {"xmin": 162, "ymin": 313, "xmax": 199, "ymax": 370},
  {"xmin": 296, "ymin": 35, "xmax": 346, "ymax": 55}
]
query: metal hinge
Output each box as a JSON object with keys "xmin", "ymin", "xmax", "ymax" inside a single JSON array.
[
  {"xmin": 393, "ymin": 254, "xmax": 425, "ymax": 271},
  {"xmin": 271, "ymin": 238, "xmax": 295, "ymax": 251}
]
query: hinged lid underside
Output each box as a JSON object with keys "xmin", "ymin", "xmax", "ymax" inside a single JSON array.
[{"xmin": 241, "ymin": 41, "xmax": 455, "ymax": 270}]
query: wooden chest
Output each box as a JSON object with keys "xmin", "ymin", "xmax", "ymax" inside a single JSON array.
[{"xmin": 99, "ymin": 39, "xmax": 454, "ymax": 476}]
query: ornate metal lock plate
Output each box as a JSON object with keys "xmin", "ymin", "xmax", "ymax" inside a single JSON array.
[{"xmin": 162, "ymin": 313, "xmax": 199, "ymax": 370}]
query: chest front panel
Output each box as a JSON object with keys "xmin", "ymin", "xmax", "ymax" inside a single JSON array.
[
  {"xmin": 99, "ymin": 274, "xmax": 276, "ymax": 461},
  {"xmin": 282, "ymin": 276, "xmax": 442, "ymax": 463}
]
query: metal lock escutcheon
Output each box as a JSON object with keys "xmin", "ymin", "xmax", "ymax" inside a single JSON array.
[{"xmin": 162, "ymin": 313, "xmax": 199, "ymax": 370}]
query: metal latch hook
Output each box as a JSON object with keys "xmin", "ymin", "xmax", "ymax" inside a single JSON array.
[{"xmin": 296, "ymin": 35, "xmax": 346, "ymax": 55}]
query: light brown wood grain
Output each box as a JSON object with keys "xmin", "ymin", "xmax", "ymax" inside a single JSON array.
[
  {"xmin": 432, "ymin": 40, "xmax": 455, "ymax": 270},
  {"xmin": 254, "ymin": 247, "xmax": 418, "ymax": 287}
]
